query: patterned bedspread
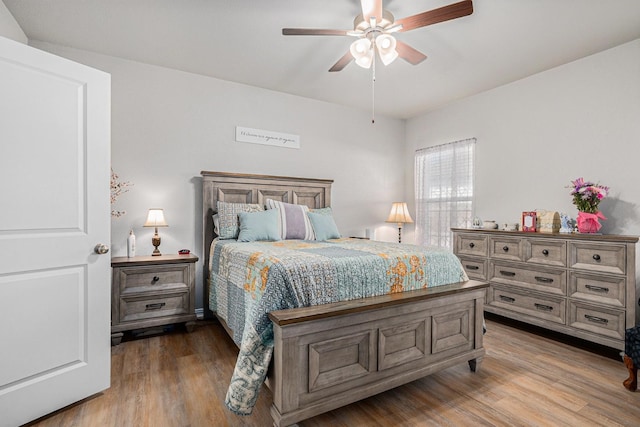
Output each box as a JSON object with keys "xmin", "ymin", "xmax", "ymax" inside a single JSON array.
[{"xmin": 208, "ymin": 238, "xmax": 468, "ymax": 415}]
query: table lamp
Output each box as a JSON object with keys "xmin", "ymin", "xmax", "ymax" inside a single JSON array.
[
  {"xmin": 386, "ymin": 202, "xmax": 413, "ymax": 243},
  {"xmin": 143, "ymin": 208, "xmax": 168, "ymax": 256}
]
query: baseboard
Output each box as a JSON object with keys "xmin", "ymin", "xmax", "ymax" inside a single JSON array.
[{"xmin": 195, "ymin": 308, "xmax": 204, "ymax": 319}]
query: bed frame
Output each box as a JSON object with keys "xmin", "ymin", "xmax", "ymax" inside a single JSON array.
[{"xmin": 201, "ymin": 171, "xmax": 487, "ymax": 427}]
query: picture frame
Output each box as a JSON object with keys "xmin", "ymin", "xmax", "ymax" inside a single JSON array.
[{"xmin": 522, "ymin": 211, "xmax": 537, "ymax": 232}]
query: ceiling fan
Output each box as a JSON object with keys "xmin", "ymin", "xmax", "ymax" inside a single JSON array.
[{"xmin": 283, "ymin": 0, "xmax": 474, "ymax": 72}]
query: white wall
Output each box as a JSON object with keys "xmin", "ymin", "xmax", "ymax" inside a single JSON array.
[
  {"xmin": 405, "ymin": 39, "xmax": 640, "ymax": 240},
  {"xmin": 31, "ymin": 41, "xmax": 406, "ymax": 310},
  {"xmin": 405, "ymin": 39, "xmax": 640, "ymax": 292},
  {"xmin": 0, "ymin": 0, "xmax": 26, "ymax": 43}
]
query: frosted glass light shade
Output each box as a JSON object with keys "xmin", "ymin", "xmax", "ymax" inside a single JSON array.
[
  {"xmin": 376, "ymin": 34, "xmax": 398, "ymax": 66},
  {"xmin": 350, "ymin": 38, "xmax": 373, "ymax": 69}
]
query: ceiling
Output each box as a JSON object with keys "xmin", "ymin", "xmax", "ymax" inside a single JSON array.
[{"xmin": 5, "ymin": 0, "xmax": 640, "ymax": 119}]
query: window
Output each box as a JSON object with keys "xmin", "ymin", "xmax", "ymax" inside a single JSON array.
[{"xmin": 414, "ymin": 138, "xmax": 476, "ymax": 248}]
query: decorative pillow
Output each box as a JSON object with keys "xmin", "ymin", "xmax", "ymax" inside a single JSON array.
[
  {"xmin": 307, "ymin": 211, "xmax": 341, "ymax": 241},
  {"xmin": 212, "ymin": 214, "xmax": 220, "ymax": 236},
  {"xmin": 266, "ymin": 199, "xmax": 315, "ymax": 240},
  {"xmin": 216, "ymin": 201, "xmax": 263, "ymax": 239},
  {"xmin": 310, "ymin": 207, "xmax": 333, "ymax": 216},
  {"xmin": 237, "ymin": 209, "xmax": 281, "ymax": 242}
]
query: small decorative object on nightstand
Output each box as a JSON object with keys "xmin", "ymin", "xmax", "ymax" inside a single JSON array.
[
  {"xmin": 143, "ymin": 208, "xmax": 168, "ymax": 256},
  {"xmin": 110, "ymin": 253, "xmax": 198, "ymax": 345},
  {"xmin": 386, "ymin": 202, "xmax": 413, "ymax": 243}
]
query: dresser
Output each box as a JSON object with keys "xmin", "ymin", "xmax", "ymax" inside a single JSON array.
[
  {"xmin": 111, "ymin": 254, "xmax": 198, "ymax": 345},
  {"xmin": 452, "ymin": 228, "xmax": 638, "ymax": 350}
]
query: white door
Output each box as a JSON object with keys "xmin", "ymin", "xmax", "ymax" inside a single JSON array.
[{"xmin": 0, "ymin": 36, "xmax": 111, "ymax": 426}]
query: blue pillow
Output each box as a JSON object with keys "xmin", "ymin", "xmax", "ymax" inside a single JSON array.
[
  {"xmin": 237, "ymin": 209, "xmax": 281, "ymax": 242},
  {"xmin": 307, "ymin": 211, "xmax": 341, "ymax": 241}
]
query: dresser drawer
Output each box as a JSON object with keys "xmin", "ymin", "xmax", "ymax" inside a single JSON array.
[
  {"xmin": 455, "ymin": 234, "xmax": 488, "ymax": 257},
  {"xmin": 489, "ymin": 237, "xmax": 524, "ymax": 262},
  {"xmin": 119, "ymin": 283, "xmax": 190, "ymax": 323},
  {"xmin": 525, "ymin": 238, "xmax": 566, "ymax": 267},
  {"xmin": 568, "ymin": 301, "xmax": 625, "ymax": 340},
  {"xmin": 569, "ymin": 272, "xmax": 625, "ymax": 308},
  {"xmin": 569, "ymin": 242, "xmax": 626, "ymax": 275},
  {"xmin": 116, "ymin": 263, "xmax": 190, "ymax": 292},
  {"xmin": 487, "ymin": 285, "xmax": 566, "ymax": 325},
  {"xmin": 489, "ymin": 261, "xmax": 566, "ymax": 296},
  {"xmin": 458, "ymin": 257, "xmax": 487, "ymax": 280}
]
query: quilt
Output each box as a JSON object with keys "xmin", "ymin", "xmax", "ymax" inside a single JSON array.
[{"xmin": 208, "ymin": 238, "xmax": 468, "ymax": 415}]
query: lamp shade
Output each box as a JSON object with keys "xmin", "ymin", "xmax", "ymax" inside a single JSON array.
[
  {"xmin": 386, "ymin": 202, "xmax": 413, "ymax": 224},
  {"xmin": 143, "ymin": 208, "xmax": 168, "ymax": 228}
]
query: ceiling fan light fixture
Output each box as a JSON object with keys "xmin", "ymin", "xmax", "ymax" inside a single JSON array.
[
  {"xmin": 376, "ymin": 34, "xmax": 398, "ymax": 66},
  {"xmin": 350, "ymin": 38, "xmax": 374, "ymax": 68}
]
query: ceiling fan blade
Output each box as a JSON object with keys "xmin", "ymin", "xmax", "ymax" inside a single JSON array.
[
  {"xmin": 361, "ymin": 0, "xmax": 383, "ymax": 22},
  {"xmin": 282, "ymin": 28, "xmax": 350, "ymax": 36},
  {"xmin": 396, "ymin": 40, "xmax": 427, "ymax": 65},
  {"xmin": 396, "ymin": 0, "xmax": 473, "ymax": 32},
  {"xmin": 329, "ymin": 51, "xmax": 354, "ymax": 72}
]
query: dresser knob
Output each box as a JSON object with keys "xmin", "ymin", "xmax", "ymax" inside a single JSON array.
[
  {"xmin": 503, "ymin": 246, "xmax": 509, "ymax": 252},
  {"xmin": 592, "ymin": 254, "xmax": 601, "ymax": 261},
  {"xmin": 542, "ymin": 249, "xmax": 549, "ymax": 256},
  {"xmin": 152, "ymin": 276, "xmax": 160, "ymax": 282},
  {"xmin": 469, "ymin": 242, "xmax": 475, "ymax": 248}
]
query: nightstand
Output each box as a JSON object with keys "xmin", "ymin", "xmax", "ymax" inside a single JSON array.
[{"xmin": 111, "ymin": 254, "xmax": 198, "ymax": 345}]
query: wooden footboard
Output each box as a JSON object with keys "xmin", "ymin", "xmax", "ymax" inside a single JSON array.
[{"xmin": 268, "ymin": 280, "xmax": 488, "ymax": 427}]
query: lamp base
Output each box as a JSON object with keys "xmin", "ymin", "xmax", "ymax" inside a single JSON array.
[{"xmin": 151, "ymin": 233, "xmax": 161, "ymax": 256}]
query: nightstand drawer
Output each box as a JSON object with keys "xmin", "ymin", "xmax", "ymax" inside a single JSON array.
[
  {"xmin": 117, "ymin": 264, "xmax": 190, "ymax": 291},
  {"xmin": 120, "ymin": 283, "xmax": 189, "ymax": 323}
]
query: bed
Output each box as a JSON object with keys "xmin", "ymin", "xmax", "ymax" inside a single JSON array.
[{"xmin": 201, "ymin": 171, "xmax": 487, "ymax": 427}]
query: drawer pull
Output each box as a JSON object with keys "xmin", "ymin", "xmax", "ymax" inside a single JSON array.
[
  {"xmin": 534, "ymin": 303, "xmax": 553, "ymax": 312},
  {"xmin": 535, "ymin": 276, "xmax": 554, "ymax": 284},
  {"xmin": 465, "ymin": 265, "xmax": 479, "ymax": 270},
  {"xmin": 152, "ymin": 276, "xmax": 160, "ymax": 282},
  {"xmin": 499, "ymin": 270, "xmax": 516, "ymax": 277},
  {"xmin": 542, "ymin": 249, "xmax": 549, "ymax": 256},
  {"xmin": 469, "ymin": 242, "xmax": 475, "ymax": 248},
  {"xmin": 145, "ymin": 302, "xmax": 166, "ymax": 311},
  {"xmin": 499, "ymin": 295, "xmax": 515, "ymax": 303},
  {"xmin": 585, "ymin": 284, "xmax": 609, "ymax": 293},
  {"xmin": 592, "ymin": 254, "xmax": 601, "ymax": 261},
  {"xmin": 502, "ymin": 246, "xmax": 509, "ymax": 252},
  {"xmin": 584, "ymin": 314, "xmax": 608, "ymax": 325}
]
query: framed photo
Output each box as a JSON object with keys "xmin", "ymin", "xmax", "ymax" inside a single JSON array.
[{"xmin": 522, "ymin": 211, "xmax": 537, "ymax": 232}]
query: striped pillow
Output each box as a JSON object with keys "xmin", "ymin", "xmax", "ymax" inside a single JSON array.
[{"xmin": 266, "ymin": 199, "xmax": 315, "ymax": 240}]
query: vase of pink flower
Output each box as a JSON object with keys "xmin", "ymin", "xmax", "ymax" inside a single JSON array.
[{"xmin": 568, "ymin": 177, "xmax": 608, "ymax": 233}]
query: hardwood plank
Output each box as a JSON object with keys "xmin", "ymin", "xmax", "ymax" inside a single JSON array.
[{"xmin": 26, "ymin": 318, "xmax": 639, "ymax": 427}]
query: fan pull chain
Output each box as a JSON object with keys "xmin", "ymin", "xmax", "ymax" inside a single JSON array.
[{"xmin": 371, "ymin": 56, "xmax": 376, "ymax": 124}]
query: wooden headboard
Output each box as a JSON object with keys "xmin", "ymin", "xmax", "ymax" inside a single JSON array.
[{"xmin": 200, "ymin": 171, "xmax": 333, "ymax": 316}]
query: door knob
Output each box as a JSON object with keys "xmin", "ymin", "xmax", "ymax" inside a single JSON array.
[{"xmin": 94, "ymin": 243, "xmax": 110, "ymax": 254}]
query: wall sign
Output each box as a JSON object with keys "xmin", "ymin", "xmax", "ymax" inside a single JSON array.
[{"xmin": 235, "ymin": 126, "xmax": 300, "ymax": 149}]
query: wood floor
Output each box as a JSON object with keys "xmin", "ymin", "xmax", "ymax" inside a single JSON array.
[{"xmin": 27, "ymin": 315, "xmax": 640, "ymax": 427}]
